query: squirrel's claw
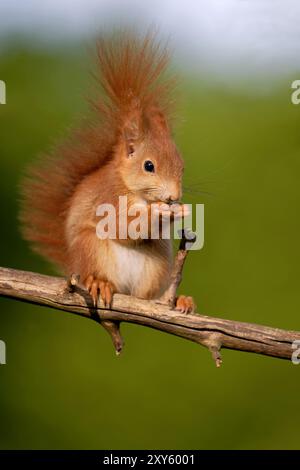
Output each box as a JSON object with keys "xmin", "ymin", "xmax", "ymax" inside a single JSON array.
[
  {"xmin": 85, "ymin": 276, "xmax": 114, "ymax": 308},
  {"xmin": 175, "ymin": 295, "xmax": 195, "ymax": 314},
  {"xmin": 99, "ymin": 280, "xmax": 114, "ymax": 309}
]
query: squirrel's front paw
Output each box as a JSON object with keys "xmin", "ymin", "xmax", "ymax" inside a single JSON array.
[
  {"xmin": 85, "ymin": 276, "xmax": 114, "ymax": 308},
  {"xmin": 175, "ymin": 295, "xmax": 195, "ymax": 314},
  {"xmin": 153, "ymin": 203, "xmax": 190, "ymax": 220}
]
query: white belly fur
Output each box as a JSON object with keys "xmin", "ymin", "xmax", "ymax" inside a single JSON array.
[{"xmin": 110, "ymin": 241, "xmax": 171, "ymax": 298}]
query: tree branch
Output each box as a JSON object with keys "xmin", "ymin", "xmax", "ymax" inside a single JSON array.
[{"xmin": 0, "ymin": 266, "xmax": 299, "ymax": 365}]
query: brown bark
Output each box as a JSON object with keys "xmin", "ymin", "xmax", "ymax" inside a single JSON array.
[{"xmin": 0, "ymin": 266, "xmax": 299, "ymax": 366}]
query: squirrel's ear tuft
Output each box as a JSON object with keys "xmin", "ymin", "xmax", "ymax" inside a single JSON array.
[
  {"xmin": 124, "ymin": 118, "xmax": 140, "ymax": 142},
  {"xmin": 122, "ymin": 109, "xmax": 145, "ymax": 157},
  {"xmin": 155, "ymin": 110, "xmax": 169, "ymax": 133},
  {"xmin": 148, "ymin": 107, "xmax": 169, "ymax": 135}
]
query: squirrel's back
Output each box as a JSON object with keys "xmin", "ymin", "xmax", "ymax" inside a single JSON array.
[{"xmin": 20, "ymin": 31, "xmax": 174, "ymax": 271}]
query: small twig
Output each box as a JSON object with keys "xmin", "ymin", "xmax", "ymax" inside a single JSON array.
[
  {"xmin": 66, "ymin": 273, "xmax": 80, "ymax": 293},
  {"xmin": 100, "ymin": 320, "xmax": 124, "ymax": 356},
  {"xmin": 204, "ymin": 334, "xmax": 223, "ymax": 368},
  {"xmin": 159, "ymin": 228, "xmax": 197, "ymax": 308}
]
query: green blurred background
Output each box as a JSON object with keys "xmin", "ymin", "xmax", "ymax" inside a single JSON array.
[{"xmin": 1, "ymin": 5, "xmax": 300, "ymax": 450}]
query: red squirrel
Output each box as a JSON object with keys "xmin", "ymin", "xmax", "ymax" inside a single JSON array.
[{"xmin": 20, "ymin": 32, "xmax": 195, "ymax": 314}]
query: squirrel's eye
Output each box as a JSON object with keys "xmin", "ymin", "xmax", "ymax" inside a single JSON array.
[{"xmin": 144, "ymin": 160, "xmax": 155, "ymax": 173}]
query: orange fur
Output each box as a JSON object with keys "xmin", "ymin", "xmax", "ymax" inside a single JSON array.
[
  {"xmin": 20, "ymin": 31, "xmax": 192, "ymax": 307},
  {"xmin": 20, "ymin": 32, "xmax": 175, "ymax": 271}
]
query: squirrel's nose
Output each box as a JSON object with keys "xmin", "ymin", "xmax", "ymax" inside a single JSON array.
[
  {"xmin": 163, "ymin": 183, "xmax": 182, "ymax": 204},
  {"xmin": 166, "ymin": 196, "xmax": 179, "ymax": 204}
]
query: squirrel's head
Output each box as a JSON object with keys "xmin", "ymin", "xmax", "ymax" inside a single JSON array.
[{"xmin": 116, "ymin": 107, "xmax": 184, "ymax": 204}]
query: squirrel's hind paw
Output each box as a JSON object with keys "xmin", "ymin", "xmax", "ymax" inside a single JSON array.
[
  {"xmin": 175, "ymin": 295, "xmax": 195, "ymax": 314},
  {"xmin": 85, "ymin": 276, "xmax": 114, "ymax": 309}
]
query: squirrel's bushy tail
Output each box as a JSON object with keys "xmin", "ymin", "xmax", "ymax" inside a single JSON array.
[{"xmin": 20, "ymin": 31, "xmax": 174, "ymax": 271}]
